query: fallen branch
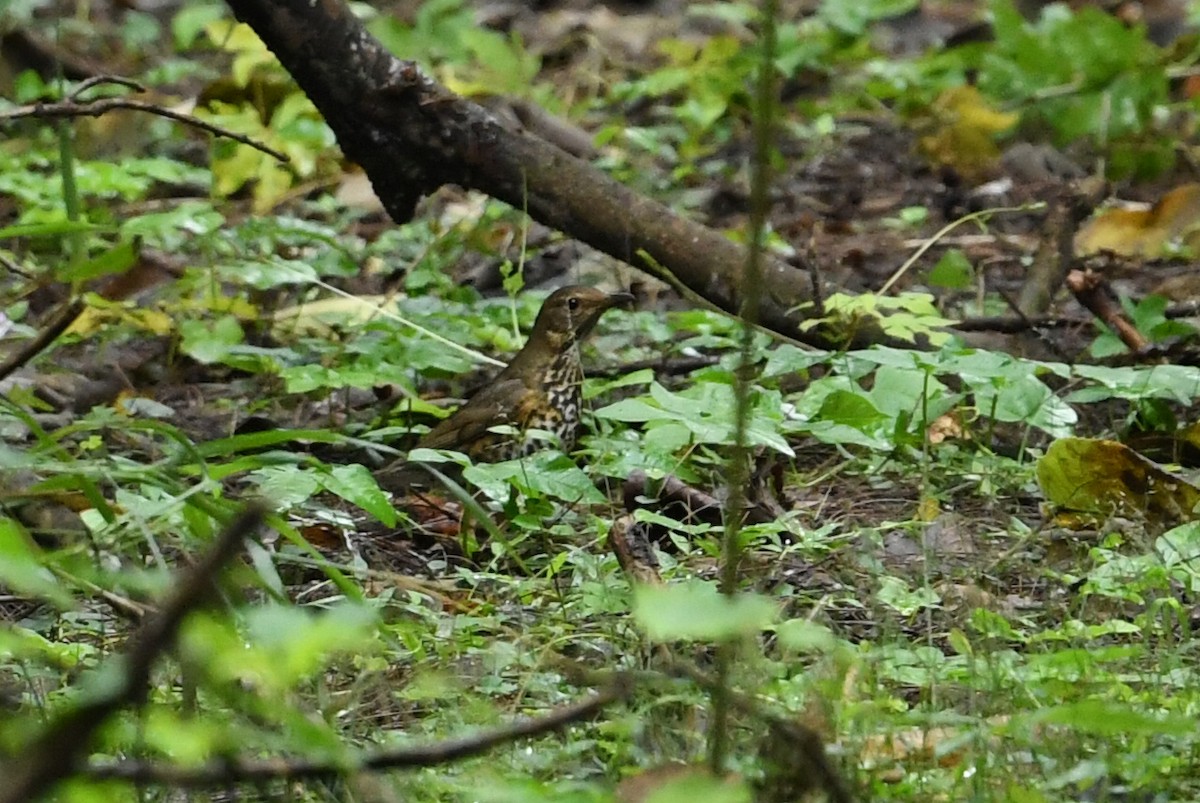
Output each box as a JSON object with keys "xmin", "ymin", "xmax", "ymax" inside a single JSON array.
[
  {"xmin": 0, "ymin": 297, "xmax": 84, "ymax": 384},
  {"xmin": 221, "ymin": 0, "xmax": 897, "ymax": 350},
  {"xmin": 1066, "ymin": 269, "xmax": 1149, "ymax": 353},
  {"xmin": 83, "ymin": 676, "xmax": 632, "ymax": 786}
]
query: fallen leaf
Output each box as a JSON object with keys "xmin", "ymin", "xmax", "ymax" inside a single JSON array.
[
  {"xmin": 1075, "ymin": 183, "xmax": 1200, "ymax": 257},
  {"xmin": 1036, "ymin": 437, "xmax": 1200, "ymax": 525},
  {"xmin": 918, "ymin": 86, "xmax": 1018, "ymax": 179}
]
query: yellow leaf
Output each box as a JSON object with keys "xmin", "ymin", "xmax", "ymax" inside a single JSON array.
[
  {"xmin": 65, "ymin": 302, "xmax": 174, "ymax": 337},
  {"xmin": 273, "ymin": 295, "xmax": 392, "ymax": 337},
  {"xmin": 1076, "ymin": 183, "xmax": 1200, "ymax": 257},
  {"xmin": 918, "ymin": 86, "xmax": 1018, "ymax": 179},
  {"xmin": 1037, "ymin": 437, "xmax": 1200, "ymax": 526},
  {"xmin": 916, "ymin": 496, "xmax": 941, "ymax": 522}
]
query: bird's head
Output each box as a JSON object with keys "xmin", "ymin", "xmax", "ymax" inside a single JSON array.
[{"xmin": 529, "ymin": 285, "xmax": 635, "ymax": 350}]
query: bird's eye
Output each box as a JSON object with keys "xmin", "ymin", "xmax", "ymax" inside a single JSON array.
[{"xmin": 567, "ymin": 296, "xmax": 580, "ymax": 310}]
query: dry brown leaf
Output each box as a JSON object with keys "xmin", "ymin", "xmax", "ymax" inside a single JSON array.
[
  {"xmin": 927, "ymin": 411, "xmax": 966, "ymax": 444},
  {"xmin": 857, "ymin": 715, "xmax": 1013, "ymax": 772},
  {"xmin": 1075, "ymin": 183, "xmax": 1200, "ymax": 257}
]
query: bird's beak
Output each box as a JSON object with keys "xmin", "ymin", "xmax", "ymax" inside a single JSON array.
[{"xmin": 606, "ymin": 291, "xmax": 636, "ymax": 310}]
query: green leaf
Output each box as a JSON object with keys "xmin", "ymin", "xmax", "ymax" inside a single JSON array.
[
  {"xmin": 928, "ymin": 248, "xmax": 974, "ymax": 289},
  {"xmin": 322, "ymin": 463, "xmax": 397, "ymax": 526},
  {"xmin": 877, "ymin": 575, "xmax": 940, "ymax": 616},
  {"xmin": 1026, "ymin": 700, "xmax": 1193, "ymax": 737},
  {"xmin": 762, "ymin": 344, "xmax": 829, "ymax": 378},
  {"xmin": 1069, "ymin": 364, "xmax": 1200, "ymax": 405},
  {"xmin": 463, "ymin": 452, "xmax": 605, "ymax": 504},
  {"xmin": 816, "ymin": 389, "xmax": 886, "ymax": 429},
  {"xmin": 188, "ymin": 603, "xmax": 378, "ymax": 693},
  {"xmin": 179, "ymin": 315, "xmax": 244, "ymax": 364},
  {"xmin": 595, "ymin": 382, "xmax": 793, "ymax": 456},
  {"xmin": 644, "ymin": 772, "xmax": 752, "ymax": 803},
  {"xmin": 633, "ymin": 581, "xmax": 776, "ymax": 641},
  {"xmin": 194, "ymin": 428, "xmax": 341, "ymax": 459},
  {"xmin": 172, "ymin": 0, "xmax": 228, "ymax": 49},
  {"xmin": 0, "ymin": 220, "xmax": 108, "ymax": 240},
  {"xmin": 0, "ymin": 518, "xmax": 72, "ymax": 607},
  {"xmin": 775, "ymin": 619, "xmax": 838, "ymax": 653},
  {"xmin": 249, "ymin": 467, "xmax": 322, "ymax": 507}
]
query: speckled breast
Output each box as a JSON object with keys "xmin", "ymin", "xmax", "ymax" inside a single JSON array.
[{"xmin": 477, "ymin": 355, "xmax": 583, "ymax": 461}]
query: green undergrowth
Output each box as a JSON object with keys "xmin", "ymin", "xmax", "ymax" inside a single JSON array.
[{"xmin": 3, "ymin": 0, "xmax": 1200, "ymax": 800}]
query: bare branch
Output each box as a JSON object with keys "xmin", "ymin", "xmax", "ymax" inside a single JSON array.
[
  {"xmin": 82, "ymin": 677, "xmax": 633, "ymax": 787},
  {"xmin": 0, "ymin": 298, "xmax": 85, "ymax": 384},
  {"xmin": 221, "ymin": 0, "xmax": 899, "ymax": 350},
  {"xmin": 67, "ymin": 75, "xmax": 146, "ymax": 101},
  {"xmin": 1, "ymin": 96, "xmax": 289, "ymax": 163},
  {"xmin": 1067, "ymin": 269, "xmax": 1150, "ymax": 353}
]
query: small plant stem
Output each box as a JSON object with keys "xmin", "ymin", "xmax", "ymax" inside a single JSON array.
[
  {"xmin": 708, "ymin": 0, "xmax": 777, "ymax": 775},
  {"xmin": 875, "ymin": 203, "xmax": 1044, "ymax": 297},
  {"xmin": 56, "ymin": 122, "xmax": 85, "ymax": 267},
  {"xmin": 311, "ymin": 279, "xmax": 506, "ymax": 368}
]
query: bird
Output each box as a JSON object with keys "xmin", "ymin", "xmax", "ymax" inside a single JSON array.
[{"xmin": 414, "ymin": 285, "xmax": 634, "ymax": 462}]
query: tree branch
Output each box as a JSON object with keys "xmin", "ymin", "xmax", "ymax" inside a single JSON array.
[
  {"xmin": 221, "ymin": 0, "xmax": 897, "ymax": 349},
  {"xmin": 82, "ymin": 677, "xmax": 632, "ymax": 787},
  {"xmin": 1, "ymin": 93, "xmax": 289, "ymax": 162}
]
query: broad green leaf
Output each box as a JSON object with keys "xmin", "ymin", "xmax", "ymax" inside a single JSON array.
[
  {"xmin": 816, "ymin": 389, "xmax": 886, "ymax": 429},
  {"xmin": 775, "ymin": 619, "xmax": 838, "ymax": 653},
  {"xmin": 877, "ymin": 575, "xmax": 940, "ymax": 617},
  {"xmin": 56, "ymin": 240, "xmax": 138, "ymax": 284},
  {"xmin": 1037, "ymin": 437, "xmax": 1200, "ymax": 524},
  {"xmin": 187, "ymin": 603, "xmax": 378, "ymax": 693},
  {"xmin": 249, "ymin": 466, "xmax": 322, "ymax": 507},
  {"xmin": 928, "ymin": 248, "xmax": 974, "ymax": 289},
  {"xmin": 464, "ymin": 452, "xmax": 605, "ymax": 504},
  {"xmin": 1025, "ymin": 700, "xmax": 1193, "ymax": 737},
  {"xmin": 322, "ymin": 463, "xmax": 397, "ymax": 526},
  {"xmin": 0, "ymin": 519, "xmax": 72, "ymax": 607},
  {"xmin": 595, "ymin": 382, "xmax": 793, "ymax": 455},
  {"xmin": 762, "ymin": 344, "xmax": 829, "ymax": 378},
  {"xmin": 1069, "ymin": 364, "xmax": 1200, "ymax": 405},
  {"xmin": 634, "ymin": 581, "xmax": 776, "ymax": 641},
  {"xmin": 179, "ymin": 315, "xmax": 244, "ymax": 364},
  {"xmin": 143, "ymin": 708, "xmax": 230, "ymax": 763}
]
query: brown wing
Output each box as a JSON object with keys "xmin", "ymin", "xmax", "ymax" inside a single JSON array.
[{"xmin": 416, "ymin": 379, "xmax": 533, "ymax": 453}]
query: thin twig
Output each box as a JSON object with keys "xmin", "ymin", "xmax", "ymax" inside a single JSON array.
[
  {"xmin": 0, "ymin": 298, "xmax": 85, "ymax": 384},
  {"xmin": 49, "ymin": 565, "xmax": 151, "ymax": 621},
  {"xmin": 996, "ymin": 287, "xmax": 1073, "ymax": 363},
  {"xmin": 876, "ymin": 203, "xmax": 1045, "ymax": 297},
  {"xmin": 588, "ymin": 353, "xmax": 719, "ymax": 380},
  {"xmin": 952, "ymin": 314, "xmax": 1090, "ymax": 332},
  {"xmin": 2, "ymin": 97, "xmax": 289, "ymax": 163},
  {"xmin": 0, "ymin": 505, "xmax": 266, "ymax": 803},
  {"xmin": 309, "ymin": 279, "xmax": 506, "ymax": 368},
  {"xmin": 68, "ymin": 75, "xmax": 146, "ymax": 101},
  {"xmin": 83, "ymin": 676, "xmax": 632, "ymax": 786}
]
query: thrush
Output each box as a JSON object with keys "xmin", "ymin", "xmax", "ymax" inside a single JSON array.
[{"xmin": 415, "ymin": 285, "xmax": 634, "ymax": 462}]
